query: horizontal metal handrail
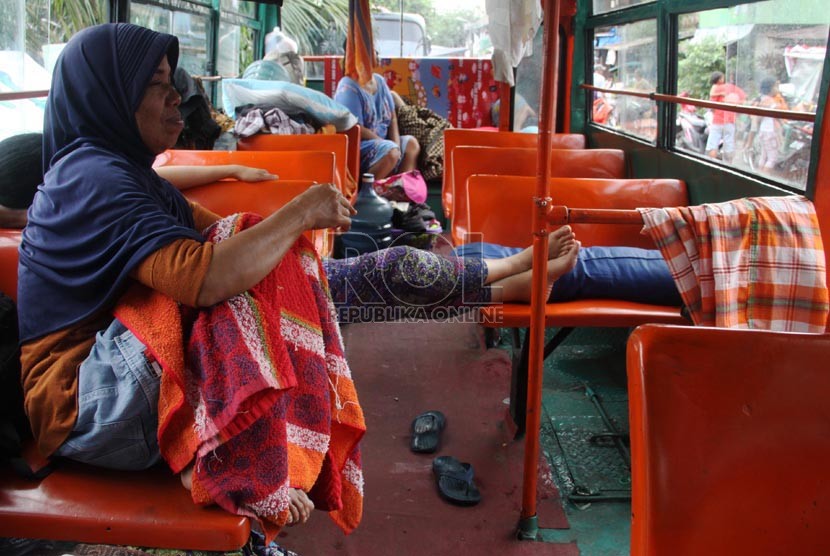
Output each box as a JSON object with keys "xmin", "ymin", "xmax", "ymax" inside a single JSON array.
[
  {"xmin": 547, "ymin": 205, "xmax": 644, "ymax": 226},
  {"xmin": 0, "ymin": 90, "xmax": 49, "ymax": 102},
  {"xmin": 581, "ymin": 84, "xmax": 815, "ymax": 123}
]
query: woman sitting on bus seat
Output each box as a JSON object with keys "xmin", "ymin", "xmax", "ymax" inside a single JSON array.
[
  {"xmin": 334, "ymin": 58, "xmax": 420, "ymax": 180},
  {"xmin": 16, "ymin": 22, "xmax": 581, "ymax": 538},
  {"xmin": 17, "ymin": 23, "xmax": 362, "ymax": 538}
]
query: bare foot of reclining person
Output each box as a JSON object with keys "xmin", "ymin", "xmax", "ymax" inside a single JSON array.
[
  {"xmin": 485, "ymin": 225, "xmax": 576, "ymax": 283},
  {"xmin": 181, "ymin": 465, "xmax": 314, "ymax": 525},
  {"xmin": 489, "ymin": 238, "xmax": 581, "ymax": 303}
]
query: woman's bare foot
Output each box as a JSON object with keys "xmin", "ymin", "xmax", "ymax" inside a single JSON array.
[
  {"xmin": 510, "ymin": 226, "xmax": 576, "ymax": 273},
  {"xmin": 286, "ymin": 488, "xmax": 314, "ymax": 526},
  {"xmin": 491, "ymin": 240, "xmax": 580, "ymax": 303},
  {"xmin": 547, "ymin": 226, "xmax": 576, "ymax": 260},
  {"xmin": 180, "ymin": 465, "xmax": 193, "ymax": 491},
  {"xmin": 484, "ymin": 226, "xmax": 576, "ymax": 284}
]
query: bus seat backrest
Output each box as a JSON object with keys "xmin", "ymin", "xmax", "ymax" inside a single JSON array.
[
  {"xmin": 236, "ymin": 133, "xmax": 352, "ymax": 193},
  {"xmin": 451, "ymin": 147, "xmax": 627, "ymax": 245},
  {"xmin": 442, "ymin": 130, "xmax": 585, "ymax": 218},
  {"xmin": 183, "ymin": 179, "xmax": 330, "ymax": 255},
  {"xmin": 464, "ymin": 175, "xmax": 687, "ymax": 249},
  {"xmin": 628, "ymin": 324, "xmax": 830, "ymax": 555},
  {"xmin": 0, "ymin": 230, "xmax": 21, "ymax": 302},
  {"xmin": 344, "ymin": 125, "xmax": 361, "ymax": 183}
]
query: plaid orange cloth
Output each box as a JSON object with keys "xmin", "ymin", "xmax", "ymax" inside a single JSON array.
[{"xmin": 639, "ymin": 195, "xmax": 829, "ymax": 332}]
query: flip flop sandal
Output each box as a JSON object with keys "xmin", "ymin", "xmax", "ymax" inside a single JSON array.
[
  {"xmin": 410, "ymin": 410, "xmax": 446, "ymax": 453},
  {"xmin": 432, "ymin": 455, "xmax": 481, "ymax": 506}
]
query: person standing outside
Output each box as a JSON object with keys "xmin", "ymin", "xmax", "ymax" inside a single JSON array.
[{"xmin": 706, "ymin": 71, "xmax": 746, "ymax": 162}]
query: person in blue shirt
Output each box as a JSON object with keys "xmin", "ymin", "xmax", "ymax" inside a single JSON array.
[{"xmin": 335, "ymin": 70, "xmax": 420, "ymax": 179}]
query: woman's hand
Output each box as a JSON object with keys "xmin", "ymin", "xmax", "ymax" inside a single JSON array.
[
  {"xmin": 292, "ymin": 183, "xmax": 356, "ymax": 231},
  {"xmin": 232, "ymin": 165, "xmax": 277, "ymax": 182}
]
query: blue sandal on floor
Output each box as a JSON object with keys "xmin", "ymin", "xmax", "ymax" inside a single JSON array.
[
  {"xmin": 410, "ymin": 410, "xmax": 446, "ymax": 453},
  {"xmin": 432, "ymin": 455, "xmax": 481, "ymax": 506}
]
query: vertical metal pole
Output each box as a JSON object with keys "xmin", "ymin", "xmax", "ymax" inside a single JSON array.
[
  {"xmin": 518, "ymin": 0, "xmax": 560, "ymax": 541},
  {"xmin": 16, "ymin": 0, "xmax": 25, "ymax": 51},
  {"xmin": 399, "ymin": 0, "xmax": 404, "ymax": 57}
]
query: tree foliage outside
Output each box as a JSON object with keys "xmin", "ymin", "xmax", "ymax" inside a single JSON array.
[
  {"xmin": 280, "ymin": 0, "xmax": 350, "ymax": 55},
  {"xmin": 0, "ymin": 0, "xmax": 106, "ymax": 66},
  {"xmin": 677, "ymin": 36, "xmax": 726, "ymax": 101},
  {"xmin": 429, "ymin": 8, "xmax": 481, "ymax": 48}
]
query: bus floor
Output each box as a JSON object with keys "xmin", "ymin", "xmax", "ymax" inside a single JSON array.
[
  {"xmin": 6, "ymin": 322, "xmax": 633, "ymax": 556},
  {"xmin": 534, "ymin": 326, "xmax": 633, "ymax": 556},
  {"xmin": 282, "ymin": 321, "xmax": 631, "ymax": 555}
]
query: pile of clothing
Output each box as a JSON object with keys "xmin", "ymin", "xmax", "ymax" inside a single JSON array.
[{"xmin": 233, "ymin": 103, "xmax": 316, "ymax": 137}]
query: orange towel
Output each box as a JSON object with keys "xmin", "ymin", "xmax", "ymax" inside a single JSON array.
[
  {"xmin": 115, "ymin": 213, "xmax": 365, "ymax": 543},
  {"xmin": 345, "ymin": 0, "xmax": 375, "ymax": 85}
]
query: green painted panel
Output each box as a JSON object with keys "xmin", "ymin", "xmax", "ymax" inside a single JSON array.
[
  {"xmin": 305, "ymin": 79, "xmax": 325, "ymax": 93},
  {"xmin": 587, "ymin": 130, "xmax": 790, "ymax": 204},
  {"xmin": 698, "ymin": 0, "xmax": 830, "ymax": 26}
]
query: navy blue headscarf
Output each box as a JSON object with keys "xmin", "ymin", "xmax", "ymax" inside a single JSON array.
[{"xmin": 18, "ymin": 24, "xmax": 203, "ymax": 341}]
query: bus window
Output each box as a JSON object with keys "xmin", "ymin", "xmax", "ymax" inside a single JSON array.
[
  {"xmin": 676, "ymin": 1, "xmax": 829, "ymax": 191},
  {"xmin": 592, "ymin": 19, "xmax": 658, "ymax": 142},
  {"xmin": 294, "ymin": 1, "xmax": 490, "ymax": 82},
  {"xmin": 218, "ymin": 0, "xmax": 259, "ymax": 77},
  {"xmin": 130, "ymin": 3, "xmax": 211, "ymax": 78},
  {"xmin": 220, "ymin": 0, "xmax": 256, "ymax": 18},
  {"xmin": 0, "ymin": 0, "xmax": 106, "ymax": 140}
]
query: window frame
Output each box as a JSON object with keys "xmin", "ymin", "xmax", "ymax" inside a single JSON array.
[{"xmin": 576, "ymin": 0, "xmax": 830, "ymax": 196}]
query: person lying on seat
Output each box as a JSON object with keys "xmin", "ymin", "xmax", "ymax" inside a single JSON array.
[{"xmin": 5, "ymin": 139, "xmax": 676, "ymax": 317}]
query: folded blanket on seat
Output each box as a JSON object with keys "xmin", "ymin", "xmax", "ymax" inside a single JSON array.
[
  {"xmin": 639, "ymin": 195, "xmax": 829, "ymax": 332},
  {"xmin": 114, "ymin": 213, "xmax": 365, "ymax": 543}
]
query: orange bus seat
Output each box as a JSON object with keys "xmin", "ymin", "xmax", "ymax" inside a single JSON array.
[
  {"xmin": 0, "ymin": 229, "xmax": 21, "ymax": 301},
  {"xmin": 0, "ymin": 456, "xmax": 250, "ymax": 550},
  {"xmin": 183, "ymin": 179, "xmax": 331, "ymax": 256},
  {"xmin": 236, "ymin": 132, "xmax": 355, "ymax": 200},
  {"xmin": 153, "ymin": 150, "xmax": 341, "ymax": 193},
  {"xmin": 442, "ymin": 129, "xmax": 585, "ymax": 218},
  {"xmin": 627, "ymin": 324, "xmax": 830, "ymax": 556},
  {"xmin": 467, "ymin": 175, "xmax": 688, "ymax": 432},
  {"xmin": 451, "ymin": 147, "xmax": 626, "ymax": 245},
  {"xmin": 344, "ymin": 125, "xmax": 361, "ymax": 185}
]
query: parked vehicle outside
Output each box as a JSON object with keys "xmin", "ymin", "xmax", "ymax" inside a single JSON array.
[{"xmin": 372, "ymin": 12, "xmax": 430, "ymax": 57}]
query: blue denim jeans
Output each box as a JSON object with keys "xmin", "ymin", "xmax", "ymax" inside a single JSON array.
[
  {"xmin": 452, "ymin": 243, "xmax": 681, "ymax": 306},
  {"xmin": 54, "ymin": 318, "xmax": 162, "ymax": 470}
]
